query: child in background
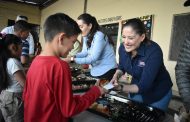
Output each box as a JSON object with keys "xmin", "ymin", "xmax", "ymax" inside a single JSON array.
[
  {"xmin": 0, "ymin": 34, "xmax": 26, "ymax": 122},
  {"xmin": 1, "ymin": 15, "xmax": 35, "ymax": 56},
  {"xmin": 13, "ymin": 20, "xmax": 30, "ymax": 65},
  {"xmin": 23, "ymin": 13, "xmax": 106, "ymax": 122}
]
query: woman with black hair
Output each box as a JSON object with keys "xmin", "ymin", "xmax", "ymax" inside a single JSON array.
[
  {"xmin": 111, "ymin": 18, "xmax": 173, "ymax": 111},
  {"xmin": 0, "ymin": 34, "xmax": 25, "ymax": 122},
  {"xmin": 68, "ymin": 13, "xmax": 117, "ymax": 81}
]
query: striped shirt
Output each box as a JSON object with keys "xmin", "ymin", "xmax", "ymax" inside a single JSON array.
[{"xmin": 22, "ymin": 40, "xmax": 29, "ymax": 57}]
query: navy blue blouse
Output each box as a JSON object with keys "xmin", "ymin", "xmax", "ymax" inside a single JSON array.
[{"xmin": 118, "ymin": 41, "xmax": 173, "ymax": 104}]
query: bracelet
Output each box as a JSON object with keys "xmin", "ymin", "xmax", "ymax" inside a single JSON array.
[{"xmin": 120, "ymin": 84, "xmax": 124, "ymax": 91}]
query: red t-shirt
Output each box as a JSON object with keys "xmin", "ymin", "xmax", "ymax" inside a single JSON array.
[{"xmin": 23, "ymin": 56, "xmax": 101, "ymax": 122}]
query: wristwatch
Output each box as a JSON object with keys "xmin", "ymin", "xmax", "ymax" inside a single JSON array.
[
  {"xmin": 70, "ymin": 56, "xmax": 74, "ymax": 61},
  {"xmin": 70, "ymin": 56, "xmax": 74, "ymax": 63}
]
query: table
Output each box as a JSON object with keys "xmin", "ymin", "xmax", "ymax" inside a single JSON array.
[{"xmin": 73, "ymin": 111, "xmax": 111, "ymax": 122}]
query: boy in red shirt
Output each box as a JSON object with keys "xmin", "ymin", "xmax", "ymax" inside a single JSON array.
[{"xmin": 23, "ymin": 13, "xmax": 106, "ymax": 122}]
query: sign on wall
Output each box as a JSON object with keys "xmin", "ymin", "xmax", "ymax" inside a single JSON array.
[
  {"xmin": 139, "ymin": 15, "xmax": 154, "ymax": 40},
  {"xmin": 100, "ymin": 23, "xmax": 119, "ymax": 53},
  {"xmin": 98, "ymin": 16, "xmax": 122, "ymax": 23}
]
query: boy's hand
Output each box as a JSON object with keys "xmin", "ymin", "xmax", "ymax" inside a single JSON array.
[
  {"xmin": 95, "ymin": 79, "xmax": 100, "ymax": 86},
  {"xmin": 97, "ymin": 86, "xmax": 108, "ymax": 95}
]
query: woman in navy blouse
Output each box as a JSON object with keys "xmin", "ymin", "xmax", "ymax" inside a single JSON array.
[
  {"xmin": 68, "ymin": 13, "xmax": 117, "ymax": 81},
  {"xmin": 111, "ymin": 18, "xmax": 173, "ymax": 111}
]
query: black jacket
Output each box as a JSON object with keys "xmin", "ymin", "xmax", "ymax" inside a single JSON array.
[{"xmin": 175, "ymin": 35, "xmax": 190, "ymax": 111}]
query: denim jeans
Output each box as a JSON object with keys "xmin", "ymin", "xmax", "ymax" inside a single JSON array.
[
  {"xmin": 128, "ymin": 90, "xmax": 172, "ymax": 111},
  {"xmin": 0, "ymin": 91, "xmax": 23, "ymax": 122}
]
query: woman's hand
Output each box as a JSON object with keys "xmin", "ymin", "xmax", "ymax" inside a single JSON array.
[
  {"xmin": 110, "ymin": 75, "xmax": 119, "ymax": 86},
  {"xmin": 63, "ymin": 56, "xmax": 75, "ymax": 63},
  {"xmin": 95, "ymin": 79, "xmax": 109, "ymax": 95},
  {"xmin": 110, "ymin": 69, "xmax": 123, "ymax": 86}
]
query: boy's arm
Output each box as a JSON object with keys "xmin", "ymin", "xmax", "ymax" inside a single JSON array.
[
  {"xmin": 21, "ymin": 55, "xmax": 29, "ymax": 65},
  {"xmin": 7, "ymin": 58, "xmax": 26, "ymax": 87},
  {"xmin": 54, "ymin": 62, "xmax": 101, "ymax": 117},
  {"xmin": 1, "ymin": 27, "xmax": 9, "ymax": 34},
  {"xmin": 28, "ymin": 33, "xmax": 35, "ymax": 55},
  {"xmin": 21, "ymin": 40, "xmax": 30, "ymax": 65}
]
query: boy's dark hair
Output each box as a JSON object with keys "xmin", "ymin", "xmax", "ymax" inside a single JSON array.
[
  {"xmin": 14, "ymin": 20, "xmax": 30, "ymax": 32},
  {"xmin": 0, "ymin": 34, "xmax": 22, "ymax": 92},
  {"xmin": 43, "ymin": 13, "xmax": 81, "ymax": 42}
]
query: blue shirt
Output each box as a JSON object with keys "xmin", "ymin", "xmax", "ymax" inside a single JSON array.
[
  {"xmin": 118, "ymin": 41, "xmax": 173, "ymax": 104},
  {"xmin": 75, "ymin": 31, "xmax": 117, "ymax": 76},
  {"xmin": 22, "ymin": 40, "xmax": 29, "ymax": 57}
]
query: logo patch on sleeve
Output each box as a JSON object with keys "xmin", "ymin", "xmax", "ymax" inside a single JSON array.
[{"xmin": 138, "ymin": 60, "xmax": 145, "ymax": 67}]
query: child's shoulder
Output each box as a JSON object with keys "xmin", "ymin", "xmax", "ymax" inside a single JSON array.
[
  {"xmin": 34, "ymin": 56, "xmax": 70, "ymax": 70},
  {"xmin": 58, "ymin": 59, "xmax": 70, "ymax": 69},
  {"xmin": 47, "ymin": 57, "xmax": 70, "ymax": 69},
  {"xmin": 56, "ymin": 58, "xmax": 68, "ymax": 65},
  {"xmin": 52, "ymin": 58, "xmax": 70, "ymax": 74},
  {"xmin": 7, "ymin": 58, "xmax": 23, "ymax": 71},
  {"xmin": 7, "ymin": 58, "xmax": 21, "ymax": 65}
]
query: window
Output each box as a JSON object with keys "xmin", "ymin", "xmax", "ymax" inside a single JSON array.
[{"xmin": 169, "ymin": 13, "xmax": 190, "ymax": 61}]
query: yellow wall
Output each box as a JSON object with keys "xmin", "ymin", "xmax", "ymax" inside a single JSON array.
[
  {"xmin": 39, "ymin": 0, "xmax": 84, "ymax": 46},
  {"xmin": 0, "ymin": 1, "xmax": 41, "ymax": 30},
  {"xmin": 87, "ymin": 0, "xmax": 190, "ymax": 91},
  {"xmin": 40, "ymin": 0, "xmax": 190, "ymax": 91}
]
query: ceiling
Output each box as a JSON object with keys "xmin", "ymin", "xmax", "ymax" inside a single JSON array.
[
  {"xmin": 2, "ymin": 0, "xmax": 58, "ymax": 9},
  {"xmin": 184, "ymin": 0, "xmax": 190, "ymax": 7}
]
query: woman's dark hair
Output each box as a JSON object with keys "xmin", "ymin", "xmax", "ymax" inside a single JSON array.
[
  {"xmin": 43, "ymin": 13, "xmax": 81, "ymax": 42},
  {"xmin": 122, "ymin": 18, "xmax": 150, "ymax": 43},
  {"xmin": 0, "ymin": 34, "xmax": 22, "ymax": 92},
  {"xmin": 77, "ymin": 13, "xmax": 114, "ymax": 47}
]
